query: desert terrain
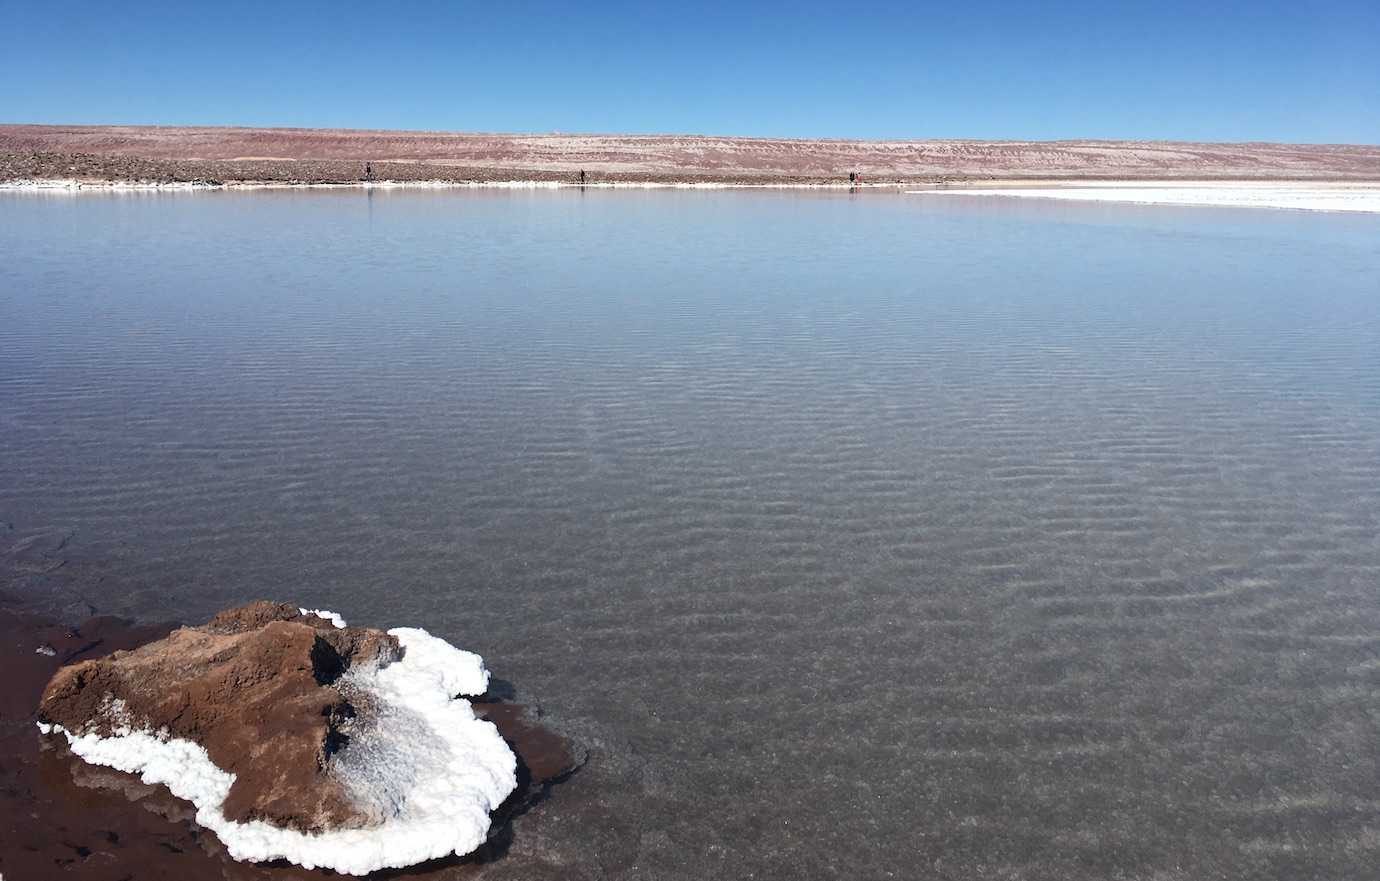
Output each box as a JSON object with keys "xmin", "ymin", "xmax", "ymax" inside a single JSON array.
[{"xmin": 2, "ymin": 124, "xmax": 1379, "ymax": 186}]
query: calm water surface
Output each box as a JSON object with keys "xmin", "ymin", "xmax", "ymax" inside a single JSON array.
[{"xmin": 3, "ymin": 190, "xmax": 1380, "ymax": 880}]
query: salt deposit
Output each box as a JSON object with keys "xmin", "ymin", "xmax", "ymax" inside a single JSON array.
[
  {"xmin": 39, "ymin": 621, "xmax": 516, "ymax": 875},
  {"xmin": 299, "ymin": 607, "xmax": 347, "ymax": 628},
  {"xmin": 910, "ymin": 182, "xmax": 1380, "ymax": 213}
]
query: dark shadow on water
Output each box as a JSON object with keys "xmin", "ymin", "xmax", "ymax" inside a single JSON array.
[{"xmin": 482, "ymin": 677, "xmax": 518, "ymax": 701}]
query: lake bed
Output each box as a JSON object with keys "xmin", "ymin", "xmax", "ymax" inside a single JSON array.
[{"xmin": 3, "ymin": 189, "xmax": 1379, "ymax": 880}]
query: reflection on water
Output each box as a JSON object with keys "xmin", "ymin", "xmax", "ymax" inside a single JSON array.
[{"xmin": 3, "ymin": 190, "xmax": 1380, "ymax": 880}]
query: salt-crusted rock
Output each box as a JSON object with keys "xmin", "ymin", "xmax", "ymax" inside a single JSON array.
[{"xmin": 36, "ymin": 601, "xmax": 520, "ymax": 875}]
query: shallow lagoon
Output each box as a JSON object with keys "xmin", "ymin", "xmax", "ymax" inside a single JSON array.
[{"xmin": 3, "ymin": 190, "xmax": 1380, "ymax": 879}]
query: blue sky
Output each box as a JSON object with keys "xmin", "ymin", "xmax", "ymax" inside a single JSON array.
[{"xmin": 3, "ymin": 0, "xmax": 1377, "ymax": 143}]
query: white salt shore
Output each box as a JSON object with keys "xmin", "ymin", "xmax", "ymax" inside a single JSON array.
[
  {"xmin": 299, "ymin": 607, "xmax": 347, "ymax": 628},
  {"xmin": 909, "ymin": 181, "xmax": 1380, "ymax": 213},
  {"xmin": 0, "ymin": 177, "xmax": 895, "ymax": 192},
  {"xmin": 7, "ymin": 177, "xmax": 1377, "ymax": 211},
  {"xmin": 38, "ymin": 623, "xmax": 516, "ymax": 876}
]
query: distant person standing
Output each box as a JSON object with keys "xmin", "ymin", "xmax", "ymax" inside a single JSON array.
[
  {"xmin": 365, "ymin": 162, "xmax": 374, "ymax": 182},
  {"xmin": 849, "ymin": 171, "xmax": 856, "ymax": 185},
  {"xmin": 579, "ymin": 169, "xmax": 586, "ymax": 185}
]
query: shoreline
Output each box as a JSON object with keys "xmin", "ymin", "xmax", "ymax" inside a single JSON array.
[
  {"xmin": 5, "ymin": 176, "xmax": 1380, "ymax": 214},
  {"xmin": 7, "ymin": 176, "xmax": 1380, "ymax": 190},
  {"xmin": 908, "ymin": 180, "xmax": 1380, "ymax": 213},
  {"xmin": 1, "ymin": 176, "xmax": 911, "ymax": 192}
]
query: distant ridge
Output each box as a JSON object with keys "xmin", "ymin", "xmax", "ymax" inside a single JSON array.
[{"xmin": 3, "ymin": 124, "xmax": 1378, "ymax": 184}]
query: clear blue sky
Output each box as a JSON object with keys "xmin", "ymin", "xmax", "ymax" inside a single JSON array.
[{"xmin": 4, "ymin": 0, "xmax": 1378, "ymax": 143}]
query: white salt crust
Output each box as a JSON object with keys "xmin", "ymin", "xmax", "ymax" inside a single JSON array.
[
  {"xmin": 299, "ymin": 607, "xmax": 347, "ymax": 629},
  {"xmin": 0, "ymin": 177, "xmax": 901, "ymax": 192},
  {"xmin": 909, "ymin": 182, "xmax": 1380, "ymax": 213},
  {"xmin": 40, "ymin": 627, "xmax": 516, "ymax": 875}
]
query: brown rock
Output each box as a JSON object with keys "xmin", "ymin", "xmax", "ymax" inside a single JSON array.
[
  {"xmin": 38, "ymin": 601, "xmax": 401, "ymax": 833},
  {"xmin": 2, "ymin": 596, "xmax": 581, "ymax": 879}
]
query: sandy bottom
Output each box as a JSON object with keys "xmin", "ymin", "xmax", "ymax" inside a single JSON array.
[
  {"xmin": 910, "ymin": 181, "xmax": 1380, "ymax": 212},
  {"xmin": 5, "ymin": 191, "xmax": 1380, "ymax": 881}
]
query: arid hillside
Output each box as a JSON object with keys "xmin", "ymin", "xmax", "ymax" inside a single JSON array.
[{"xmin": 2, "ymin": 124, "xmax": 1378, "ymax": 183}]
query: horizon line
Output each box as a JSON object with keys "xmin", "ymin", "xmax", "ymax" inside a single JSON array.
[{"xmin": 3, "ymin": 121, "xmax": 1377, "ymax": 150}]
